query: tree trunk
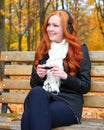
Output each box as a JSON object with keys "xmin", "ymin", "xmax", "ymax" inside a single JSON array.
[
  {"xmin": 18, "ymin": 34, "xmax": 22, "ymax": 51},
  {"xmin": 39, "ymin": 0, "xmax": 45, "ymax": 39},
  {"xmin": 7, "ymin": 1, "xmax": 12, "ymax": 51},
  {"xmin": 0, "ymin": 0, "xmax": 5, "ymax": 81}
]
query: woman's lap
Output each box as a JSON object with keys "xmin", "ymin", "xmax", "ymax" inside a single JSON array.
[{"xmin": 21, "ymin": 86, "xmax": 77, "ymax": 130}]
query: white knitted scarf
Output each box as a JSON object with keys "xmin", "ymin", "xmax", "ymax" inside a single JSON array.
[{"xmin": 43, "ymin": 39, "xmax": 68, "ymax": 93}]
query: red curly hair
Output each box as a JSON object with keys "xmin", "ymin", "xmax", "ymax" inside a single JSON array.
[{"xmin": 34, "ymin": 10, "xmax": 83, "ymax": 76}]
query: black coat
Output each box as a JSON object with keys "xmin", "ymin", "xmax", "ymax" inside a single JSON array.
[{"xmin": 30, "ymin": 44, "xmax": 91, "ymax": 123}]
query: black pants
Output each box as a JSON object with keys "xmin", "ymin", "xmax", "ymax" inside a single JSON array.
[{"xmin": 21, "ymin": 86, "xmax": 77, "ymax": 130}]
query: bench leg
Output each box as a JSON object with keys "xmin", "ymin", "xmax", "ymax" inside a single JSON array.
[
  {"xmin": 1, "ymin": 62, "xmax": 12, "ymax": 113},
  {"xmin": 1, "ymin": 103, "xmax": 13, "ymax": 113},
  {"xmin": 1, "ymin": 103, "xmax": 8, "ymax": 113},
  {"xmin": 1, "ymin": 89, "xmax": 12, "ymax": 113}
]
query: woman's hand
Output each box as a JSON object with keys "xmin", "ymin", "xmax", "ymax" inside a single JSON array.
[
  {"xmin": 51, "ymin": 65, "xmax": 67, "ymax": 80},
  {"xmin": 36, "ymin": 64, "xmax": 47, "ymax": 79}
]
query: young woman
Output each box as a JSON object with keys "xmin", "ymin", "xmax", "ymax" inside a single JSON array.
[{"xmin": 21, "ymin": 10, "xmax": 91, "ymax": 130}]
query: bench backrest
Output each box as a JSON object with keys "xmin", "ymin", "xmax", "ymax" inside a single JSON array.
[{"xmin": 0, "ymin": 51, "xmax": 104, "ymax": 108}]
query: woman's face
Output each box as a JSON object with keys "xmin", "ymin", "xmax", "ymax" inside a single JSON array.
[{"xmin": 46, "ymin": 15, "xmax": 64, "ymax": 43}]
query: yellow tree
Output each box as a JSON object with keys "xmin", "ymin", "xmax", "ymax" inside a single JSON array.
[
  {"xmin": 5, "ymin": 0, "xmax": 40, "ymax": 51},
  {"xmin": 87, "ymin": 0, "xmax": 104, "ymax": 50},
  {"xmin": 87, "ymin": 7, "xmax": 104, "ymax": 50}
]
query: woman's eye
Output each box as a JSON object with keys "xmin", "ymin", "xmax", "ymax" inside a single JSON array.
[
  {"xmin": 47, "ymin": 23, "xmax": 50, "ymax": 26},
  {"xmin": 47, "ymin": 23, "xmax": 59, "ymax": 27},
  {"xmin": 54, "ymin": 24, "xmax": 59, "ymax": 27}
]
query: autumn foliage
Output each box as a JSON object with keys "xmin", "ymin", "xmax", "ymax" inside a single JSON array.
[{"xmin": 0, "ymin": 0, "xmax": 104, "ymax": 51}]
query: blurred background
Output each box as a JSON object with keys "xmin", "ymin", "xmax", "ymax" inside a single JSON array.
[{"xmin": 0, "ymin": 0, "xmax": 104, "ymax": 52}]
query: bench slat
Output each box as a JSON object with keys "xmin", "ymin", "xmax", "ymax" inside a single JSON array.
[
  {"xmin": 2, "ymin": 79, "xmax": 31, "ymax": 90},
  {"xmin": 0, "ymin": 51, "xmax": 34, "ymax": 62},
  {"xmin": 89, "ymin": 51, "xmax": 104, "ymax": 62},
  {"xmin": 0, "ymin": 117, "xmax": 104, "ymax": 130},
  {"xmin": 4, "ymin": 65, "xmax": 32, "ymax": 76},
  {"xmin": 4, "ymin": 65, "xmax": 104, "ymax": 77},
  {"xmin": 91, "ymin": 80, "xmax": 104, "ymax": 92},
  {"xmin": 1, "ymin": 51, "xmax": 104, "ymax": 62},
  {"xmin": 91, "ymin": 66, "xmax": 104, "ymax": 77},
  {"xmin": 2, "ymin": 79, "xmax": 104, "ymax": 92},
  {"xmin": 0, "ymin": 93, "xmax": 27, "ymax": 104},
  {"xmin": 0, "ymin": 93, "xmax": 104, "ymax": 108},
  {"xmin": 84, "ymin": 96, "xmax": 104, "ymax": 107}
]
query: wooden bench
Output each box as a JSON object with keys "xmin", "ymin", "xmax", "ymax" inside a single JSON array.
[{"xmin": 0, "ymin": 51, "xmax": 104, "ymax": 130}]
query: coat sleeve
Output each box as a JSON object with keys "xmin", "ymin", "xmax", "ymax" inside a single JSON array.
[
  {"xmin": 30, "ymin": 66, "xmax": 46, "ymax": 88},
  {"xmin": 61, "ymin": 44, "xmax": 91, "ymax": 94}
]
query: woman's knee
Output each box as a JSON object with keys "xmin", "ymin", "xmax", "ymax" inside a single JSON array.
[{"xmin": 29, "ymin": 86, "xmax": 47, "ymax": 97}]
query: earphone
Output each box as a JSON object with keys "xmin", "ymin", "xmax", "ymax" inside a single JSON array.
[{"xmin": 60, "ymin": 9, "xmax": 73, "ymax": 34}]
